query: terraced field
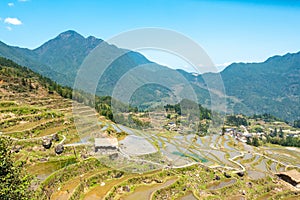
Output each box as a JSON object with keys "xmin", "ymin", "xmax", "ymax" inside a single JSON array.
[
  {"xmin": 1, "ymin": 63, "xmax": 300, "ymax": 199},
  {"xmin": 1, "ymin": 95, "xmax": 300, "ymax": 199},
  {"xmin": 1, "ymin": 98, "xmax": 299, "ymax": 199}
]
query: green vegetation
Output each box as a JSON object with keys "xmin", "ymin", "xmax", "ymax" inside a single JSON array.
[
  {"xmin": 164, "ymin": 99, "xmax": 211, "ymax": 120},
  {"xmin": 226, "ymin": 115, "xmax": 248, "ymax": 126},
  {"xmin": 219, "ymin": 52, "xmax": 300, "ymax": 121},
  {"xmin": 1, "ymin": 49, "xmax": 300, "ymax": 200},
  {"xmin": 247, "ymin": 137, "xmax": 260, "ymax": 147},
  {"xmin": 0, "ymin": 137, "xmax": 33, "ymax": 200},
  {"xmin": 0, "ymin": 57, "xmax": 114, "ymax": 121},
  {"xmin": 294, "ymin": 119, "xmax": 300, "ymax": 128},
  {"xmin": 1, "ymin": 31, "xmax": 300, "ymax": 121},
  {"xmin": 251, "ymin": 113, "xmax": 283, "ymax": 122},
  {"xmin": 266, "ymin": 135, "xmax": 300, "ymax": 148}
]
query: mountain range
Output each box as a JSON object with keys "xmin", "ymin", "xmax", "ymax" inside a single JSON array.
[{"xmin": 0, "ymin": 30, "xmax": 299, "ymax": 121}]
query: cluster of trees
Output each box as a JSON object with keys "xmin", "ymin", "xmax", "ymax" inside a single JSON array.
[
  {"xmin": 164, "ymin": 99, "xmax": 213, "ymax": 134},
  {"xmin": 246, "ymin": 137, "xmax": 260, "ymax": 147},
  {"xmin": 267, "ymin": 127, "xmax": 300, "ymax": 147},
  {"xmin": 0, "ymin": 57, "xmax": 72, "ymax": 98},
  {"xmin": 251, "ymin": 113, "xmax": 282, "ymax": 122},
  {"xmin": 0, "ymin": 64, "xmax": 37, "ymax": 93},
  {"xmin": 164, "ymin": 99, "xmax": 211, "ymax": 120},
  {"xmin": 293, "ymin": 120, "xmax": 300, "ymax": 128},
  {"xmin": 48, "ymin": 82, "xmax": 72, "ymax": 99},
  {"xmin": 127, "ymin": 114, "xmax": 151, "ymax": 129},
  {"xmin": 245, "ymin": 126, "xmax": 300, "ymax": 148},
  {"xmin": 225, "ymin": 115, "xmax": 248, "ymax": 126},
  {"xmin": 266, "ymin": 135, "xmax": 300, "ymax": 148},
  {"xmin": 164, "ymin": 103, "xmax": 181, "ymax": 115},
  {"xmin": 0, "ymin": 137, "xmax": 33, "ymax": 199},
  {"xmin": 20, "ymin": 78, "xmax": 38, "ymax": 91},
  {"xmin": 113, "ymin": 112, "xmax": 151, "ymax": 129},
  {"xmin": 269, "ymin": 127, "xmax": 285, "ymax": 138}
]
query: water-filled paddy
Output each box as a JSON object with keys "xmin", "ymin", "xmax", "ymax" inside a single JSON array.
[
  {"xmin": 122, "ymin": 178, "xmax": 177, "ymax": 200},
  {"xmin": 120, "ymin": 135, "xmax": 157, "ymax": 156},
  {"xmin": 208, "ymin": 179, "xmax": 237, "ymax": 190}
]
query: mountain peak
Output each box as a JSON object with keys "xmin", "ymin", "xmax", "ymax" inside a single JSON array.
[
  {"xmin": 57, "ymin": 30, "xmax": 84, "ymax": 40},
  {"xmin": 33, "ymin": 30, "xmax": 92, "ymax": 53},
  {"xmin": 87, "ymin": 35, "xmax": 102, "ymax": 43},
  {"xmin": 87, "ymin": 35, "xmax": 96, "ymax": 40},
  {"xmin": 265, "ymin": 51, "xmax": 300, "ymax": 63}
]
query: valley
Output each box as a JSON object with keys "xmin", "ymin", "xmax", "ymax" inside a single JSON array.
[
  {"xmin": 1, "ymin": 1, "xmax": 300, "ymax": 199},
  {"xmin": 1, "ymin": 58, "xmax": 300, "ymax": 199}
]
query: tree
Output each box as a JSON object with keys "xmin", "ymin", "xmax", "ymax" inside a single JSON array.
[
  {"xmin": 246, "ymin": 137, "xmax": 251, "ymax": 145},
  {"xmin": 252, "ymin": 137, "xmax": 260, "ymax": 147},
  {"xmin": 21, "ymin": 78, "xmax": 26, "ymax": 86},
  {"xmin": 226, "ymin": 115, "xmax": 248, "ymax": 126},
  {"xmin": 221, "ymin": 126, "xmax": 226, "ymax": 135},
  {"xmin": 293, "ymin": 120, "xmax": 300, "ymax": 128},
  {"xmin": 279, "ymin": 127, "xmax": 284, "ymax": 138},
  {"xmin": 273, "ymin": 128, "xmax": 278, "ymax": 137},
  {"xmin": 198, "ymin": 123, "xmax": 208, "ymax": 134},
  {"xmin": 0, "ymin": 137, "xmax": 33, "ymax": 200}
]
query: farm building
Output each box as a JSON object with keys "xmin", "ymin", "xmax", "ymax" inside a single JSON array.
[
  {"xmin": 277, "ymin": 169, "xmax": 300, "ymax": 189},
  {"xmin": 94, "ymin": 137, "xmax": 118, "ymax": 152}
]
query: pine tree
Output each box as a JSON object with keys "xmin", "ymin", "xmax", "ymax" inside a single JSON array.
[
  {"xmin": 252, "ymin": 137, "xmax": 260, "ymax": 147},
  {"xmin": 279, "ymin": 127, "xmax": 284, "ymax": 138},
  {"xmin": 274, "ymin": 128, "xmax": 278, "ymax": 137}
]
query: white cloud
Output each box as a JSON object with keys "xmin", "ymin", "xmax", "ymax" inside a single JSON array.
[
  {"xmin": 18, "ymin": 0, "xmax": 29, "ymax": 2},
  {"xmin": 4, "ymin": 17, "xmax": 22, "ymax": 25},
  {"xmin": 8, "ymin": 2, "xmax": 14, "ymax": 7},
  {"xmin": 6, "ymin": 26, "xmax": 12, "ymax": 31}
]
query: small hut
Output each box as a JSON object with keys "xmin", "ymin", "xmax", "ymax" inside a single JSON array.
[
  {"xmin": 42, "ymin": 138, "xmax": 52, "ymax": 149},
  {"xmin": 277, "ymin": 169, "xmax": 300, "ymax": 188},
  {"xmin": 94, "ymin": 137, "xmax": 118, "ymax": 152},
  {"xmin": 55, "ymin": 144, "xmax": 64, "ymax": 154}
]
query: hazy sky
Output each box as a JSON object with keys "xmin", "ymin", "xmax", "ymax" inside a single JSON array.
[{"xmin": 1, "ymin": 0, "xmax": 300, "ymax": 72}]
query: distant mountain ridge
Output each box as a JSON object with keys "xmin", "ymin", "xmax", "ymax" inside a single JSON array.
[
  {"xmin": 221, "ymin": 52, "xmax": 300, "ymax": 120},
  {"xmin": 0, "ymin": 30, "xmax": 299, "ymax": 121}
]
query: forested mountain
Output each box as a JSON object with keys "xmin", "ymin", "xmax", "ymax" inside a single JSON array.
[
  {"xmin": 0, "ymin": 31, "xmax": 208, "ymax": 108},
  {"xmin": 198, "ymin": 52, "xmax": 300, "ymax": 121},
  {"xmin": 0, "ymin": 31, "xmax": 299, "ymax": 121}
]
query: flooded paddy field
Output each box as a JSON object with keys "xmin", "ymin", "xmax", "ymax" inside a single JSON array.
[{"xmin": 4, "ymin": 97, "xmax": 299, "ymax": 200}]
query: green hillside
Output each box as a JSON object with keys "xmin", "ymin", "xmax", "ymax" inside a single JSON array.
[
  {"xmin": 1, "ymin": 58, "xmax": 300, "ymax": 200},
  {"xmin": 203, "ymin": 52, "xmax": 300, "ymax": 121},
  {"xmin": 0, "ymin": 31, "xmax": 299, "ymax": 121}
]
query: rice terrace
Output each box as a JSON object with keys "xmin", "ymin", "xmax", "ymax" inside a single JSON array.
[{"xmin": 1, "ymin": 1, "xmax": 300, "ymax": 200}]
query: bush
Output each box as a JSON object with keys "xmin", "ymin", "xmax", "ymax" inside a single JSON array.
[{"xmin": 0, "ymin": 136, "xmax": 33, "ymax": 200}]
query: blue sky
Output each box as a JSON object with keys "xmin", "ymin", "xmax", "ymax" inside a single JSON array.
[{"xmin": 1, "ymin": 0, "xmax": 300, "ymax": 71}]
